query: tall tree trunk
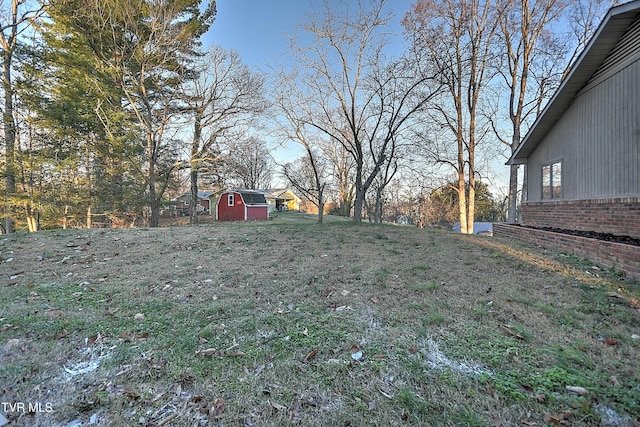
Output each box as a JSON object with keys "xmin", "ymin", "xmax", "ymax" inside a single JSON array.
[
  {"xmin": 317, "ymin": 190, "xmax": 324, "ymax": 224},
  {"xmin": 467, "ymin": 109, "xmax": 476, "ymax": 235},
  {"xmin": 25, "ymin": 203, "xmax": 38, "ymax": 232},
  {"xmin": 189, "ymin": 116, "xmax": 202, "ymax": 225},
  {"xmin": 2, "ymin": 51, "xmax": 15, "ymax": 234},
  {"xmin": 507, "ymin": 164, "xmax": 519, "ymax": 223},
  {"xmin": 457, "ymin": 169, "xmax": 468, "ymax": 234},
  {"xmin": 467, "ymin": 181, "xmax": 475, "ymax": 235},
  {"xmin": 507, "ymin": 113, "xmax": 522, "ymax": 223},
  {"xmin": 63, "ymin": 205, "xmax": 69, "ymax": 229},
  {"xmin": 353, "ymin": 165, "xmax": 364, "ymax": 222},
  {"xmin": 190, "ymin": 169, "xmax": 199, "ymax": 225},
  {"xmin": 374, "ymin": 187, "xmax": 384, "ymax": 223},
  {"xmin": 148, "ymin": 135, "xmax": 159, "ymax": 228},
  {"xmin": 519, "ymin": 164, "xmax": 528, "ymax": 222}
]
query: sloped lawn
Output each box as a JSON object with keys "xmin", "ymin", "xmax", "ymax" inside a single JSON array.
[{"xmin": 1, "ymin": 214, "xmax": 639, "ymax": 426}]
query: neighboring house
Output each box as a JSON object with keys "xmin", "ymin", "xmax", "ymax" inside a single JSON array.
[
  {"xmin": 174, "ymin": 191, "xmax": 215, "ymax": 216},
  {"xmin": 259, "ymin": 188, "xmax": 301, "ymax": 212},
  {"xmin": 215, "ymin": 189, "xmax": 269, "ymax": 221},
  {"xmin": 507, "ymin": 0, "xmax": 640, "ymax": 240}
]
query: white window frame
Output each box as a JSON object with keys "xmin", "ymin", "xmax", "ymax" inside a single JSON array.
[{"xmin": 228, "ymin": 193, "xmax": 234, "ymax": 206}]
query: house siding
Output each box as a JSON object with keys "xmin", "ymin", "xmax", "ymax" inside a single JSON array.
[
  {"xmin": 500, "ymin": 6, "xmax": 640, "ymax": 280},
  {"xmin": 590, "ymin": 16, "xmax": 640, "ymax": 82},
  {"xmin": 527, "ymin": 22, "xmax": 640, "ymax": 202}
]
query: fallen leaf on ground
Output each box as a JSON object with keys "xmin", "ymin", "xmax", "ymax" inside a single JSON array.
[
  {"xmin": 54, "ymin": 331, "xmax": 69, "ymax": 339},
  {"xmin": 46, "ymin": 309, "xmax": 63, "ymax": 319},
  {"xmin": 119, "ymin": 331, "xmax": 132, "ymax": 341},
  {"xmin": 268, "ymin": 400, "xmax": 287, "ymax": 412},
  {"xmin": 379, "ymin": 389, "xmax": 393, "ymax": 399},
  {"xmin": 499, "ymin": 324, "xmax": 525, "ymax": 340},
  {"xmin": 565, "ymin": 386, "xmax": 589, "ymax": 396},
  {"xmin": 606, "ymin": 291, "xmax": 624, "ymax": 299},
  {"xmin": 210, "ymin": 398, "xmax": 225, "ymax": 416},
  {"xmin": 196, "ymin": 348, "xmax": 217, "ymax": 357},
  {"xmin": 543, "ymin": 410, "xmax": 572, "ymax": 425},
  {"xmin": 86, "ymin": 334, "xmax": 100, "ymax": 346},
  {"xmin": 121, "ymin": 387, "xmax": 140, "ymax": 400}
]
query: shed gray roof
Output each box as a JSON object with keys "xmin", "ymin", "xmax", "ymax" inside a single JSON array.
[
  {"xmin": 508, "ymin": 0, "xmax": 640, "ymax": 165},
  {"xmin": 239, "ymin": 191, "xmax": 268, "ymax": 205}
]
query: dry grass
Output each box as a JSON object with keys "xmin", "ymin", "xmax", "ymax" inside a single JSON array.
[{"xmin": 1, "ymin": 213, "xmax": 639, "ymax": 426}]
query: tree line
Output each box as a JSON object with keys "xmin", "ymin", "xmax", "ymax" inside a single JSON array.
[{"xmin": 0, "ymin": 0, "xmax": 617, "ymax": 232}]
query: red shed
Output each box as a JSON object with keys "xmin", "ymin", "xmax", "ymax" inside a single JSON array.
[{"xmin": 215, "ymin": 189, "xmax": 269, "ymax": 221}]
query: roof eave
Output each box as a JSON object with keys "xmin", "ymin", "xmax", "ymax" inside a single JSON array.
[{"xmin": 509, "ymin": 0, "xmax": 640, "ymax": 164}]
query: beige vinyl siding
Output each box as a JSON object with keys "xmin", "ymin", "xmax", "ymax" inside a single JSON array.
[
  {"xmin": 590, "ymin": 16, "xmax": 640, "ymax": 83},
  {"xmin": 527, "ymin": 56, "xmax": 639, "ymax": 202}
]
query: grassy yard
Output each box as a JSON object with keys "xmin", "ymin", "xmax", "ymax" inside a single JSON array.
[{"xmin": 1, "ymin": 213, "xmax": 639, "ymax": 426}]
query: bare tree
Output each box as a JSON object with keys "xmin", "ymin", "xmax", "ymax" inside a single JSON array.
[
  {"xmin": 282, "ymin": 151, "xmax": 327, "ymax": 223},
  {"xmin": 404, "ymin": 0, "xmax": 504, "ymax": 234},
  {"xmin": 185, "ymin": 46, "xmax": 267, "ymax": 224},
  {"xmin": 285, "ymin": 0, "xmax": 438, "ymax": 222},
  {"xmin": 224, "ymin": 136, "xmax": 273, "ymax": 190},
  {"xmin": 272, "ymin": 70, "xmax": 329, "ymax": 223},
  {"xmin": 1, "ymin": 0, "xmax": 47, "ymax": 233},
  {"xmin": 494, "ymin": 0, "xmax": 570, "ymax": 223},
  {"xmin": 323, "ymin": 139, "xmax": 354, "ymax": 217},
  {"xmin": 563, "ymin": 0, "xmax": 621, "ymax": 79}
]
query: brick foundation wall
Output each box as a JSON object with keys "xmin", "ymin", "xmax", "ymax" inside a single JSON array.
[
  {"xmin": 522, "ymin": 197, "xmax": 640, "ymax": 240},
  {"xmin": 493, "ymin": 223, "xmax": 640, "ymax": 279}
]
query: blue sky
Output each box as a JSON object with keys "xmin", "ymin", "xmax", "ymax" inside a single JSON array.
[
  {"xmin": 202, "ymin": 0, "xmax": 416, "ymax": 173},
  {"xmin": 201, "ymin": 1, "xmax": 511, "ymax": 194},
  {"xmin": 204, "ymin": 0, "xmax": 413, "ymax": 69}
]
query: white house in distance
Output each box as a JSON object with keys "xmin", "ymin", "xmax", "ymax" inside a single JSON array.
[{"xmin": 494, "ymin": 0, "xmax": 640, "ymax": 278}]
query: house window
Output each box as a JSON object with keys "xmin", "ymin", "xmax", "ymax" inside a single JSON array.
[
  {"xmin": 542, "ymin": 161, "xmax": 562, "ymax": 199},
  {"xmin": 228, "ymin": 194, "xmax": 234, "ymax": 206}
]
